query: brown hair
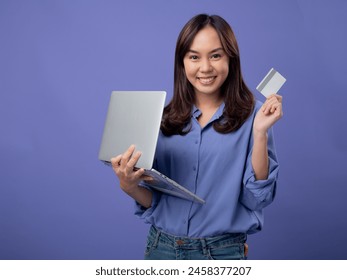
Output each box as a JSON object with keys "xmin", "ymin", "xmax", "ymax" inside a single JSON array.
[{"xmin": 161, "ymin": 14, "xmax": 255, "ymax": 136}]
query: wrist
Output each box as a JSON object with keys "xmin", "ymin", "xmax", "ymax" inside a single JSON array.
[
  {"xmin": 253, "ymin": 129, "xmax": 268, "ymax": 140},
  {"xmin": 121, "ymin": 184, "xmax": 152, "ymax": 209},
  {"xmin": 120, "ymin": 182, "xmax": 140, "ymax": 195}
]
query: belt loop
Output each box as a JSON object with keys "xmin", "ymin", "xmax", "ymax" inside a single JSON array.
[
  {"xmin": 200, "ymin": 239, "xmax": 208, "ymax": 255},
  {"xmin": 153, "ymin": 227, "xmax": 161, "ymax": 248}
]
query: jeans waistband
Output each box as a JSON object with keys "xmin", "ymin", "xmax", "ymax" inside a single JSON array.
[{"xmin": 148, "ymin": 226, "xmax": 246, "ymax": 250}]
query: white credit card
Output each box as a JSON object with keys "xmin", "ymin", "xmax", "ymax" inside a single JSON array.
[{"xmin": 256, "ymin": 68, "xmax": 286, "ymax": 97}]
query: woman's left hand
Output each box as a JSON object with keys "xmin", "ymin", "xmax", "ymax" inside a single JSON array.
[{"xmin": 253, "ymin": 94, "xmax": 283, "ymax": 134}]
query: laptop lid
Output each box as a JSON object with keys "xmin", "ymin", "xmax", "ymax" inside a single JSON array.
[{"xmin": 98, "ymin": 91, "xmax": 166, "ymax": 169}]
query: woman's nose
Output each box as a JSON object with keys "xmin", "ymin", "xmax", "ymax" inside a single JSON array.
[{"xmin": 199, "ymin": 58, "xmax": 212, "ymax": 72}]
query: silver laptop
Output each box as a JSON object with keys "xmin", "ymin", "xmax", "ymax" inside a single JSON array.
[{"xmin": 98, "ymin": 91, "xmax": 205, "ymax": 204}]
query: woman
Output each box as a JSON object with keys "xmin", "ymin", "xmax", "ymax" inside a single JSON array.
[{"xmin": 111, "ymin": 14, "xmax": 282, "ymax": 260}]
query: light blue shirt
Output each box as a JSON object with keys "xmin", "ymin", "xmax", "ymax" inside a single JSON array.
[{"xmin": 135, "ymin": 101, "xmax": 279, "ymax": 237}]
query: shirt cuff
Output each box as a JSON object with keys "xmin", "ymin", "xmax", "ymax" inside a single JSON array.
[
  {"xmin": 241, "ymin": 157, "xmax": 279, "ymax": 211},
  {"xmin": 134, "ymin": 184, "xmax": 161, "ymax": 219}
]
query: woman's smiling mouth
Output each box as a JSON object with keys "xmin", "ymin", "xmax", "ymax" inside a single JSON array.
[{"xmin": 197, "ymin": 76, "xmax": 217, "ymax": 85}]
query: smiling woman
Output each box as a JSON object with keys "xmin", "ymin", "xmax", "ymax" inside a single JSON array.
[
  {"xmin": 183, "ymin": 27, "xmax": 229, "ymax": 100},
  {"xmin": 111, "ymin": 14, "xmax": 283, "ymax": 260},
  {"xmin": 162, "ymin": 14, "xmax": 255, "ymax": 135}
]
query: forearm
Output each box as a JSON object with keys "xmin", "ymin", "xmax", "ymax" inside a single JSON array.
[
  {"xmin": 122, "ymin": 184, "xmax": 153, "ymax": 209},
  {"xmin": 251, "ymin": 131, "xmax": 269, "ymax": 180}
]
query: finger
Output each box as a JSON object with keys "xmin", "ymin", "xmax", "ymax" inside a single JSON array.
[
  {"xmin": 125, "ymin": 151, "xmax": 142, "ymax": 173},
  {"xmin": 269, "ymin": 99, "xmax": 279, "ymax": 113},
  {"xmin": 273, "ymin": 103, "xmax": 283, "ymax": 118},
  {"xmin": 120, "ymin": 144, "xmax": 136, "ymax": 169},
  {"xmin": 266, "ymin": 102, "xmax": 282, "ymax": 119},
  {"xmin": 270, "ymin": 95, "xmax": 283, "ymax": 112},
  {"xmin": 134, "ymin": 168, "xmax": 145, "ymax": 178},
  {"xmin": 264, "ymin": 94, "xmax": 283, "ymax": 109},
  {"xmin": 274, "ymin": 94, "xmax": 283, "ymax": 103},
  {"xmin": 141, "ymin": 175, "xmax": 154, "ymax": 181},
  {"xmin": 111, "ymin": 155, "xmax": 122, "ymax": 169},
  {"xmin": 263, "ymin": 99, "xmax": 277, "ymax": 115},
  {"xmin": 266, "ymin": 94, "xmax": 282, "ymax": 105},
  {"xmin": 269, "ymin": 101, "xmax": 281, "ymax": 114},
  {"xmin": 270, "ymin": 104, "xmax": 276, "ymax": 114}
]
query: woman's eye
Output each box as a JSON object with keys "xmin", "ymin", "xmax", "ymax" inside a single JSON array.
[
  {"xmin": 190, "ymin": 55, "xmax": 199, "ymax": 60},
  {"xmin": 211, "ymin": 53, "xmax": 221, "ymax": 59}
]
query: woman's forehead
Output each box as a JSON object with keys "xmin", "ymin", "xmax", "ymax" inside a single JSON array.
[{"xmin": 189, "ymin": 26, "xmax": 223, "ymax": 52}]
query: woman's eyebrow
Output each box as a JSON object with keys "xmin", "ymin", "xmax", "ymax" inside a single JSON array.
[
  {"xmin": 187, "ymin": 47, "xmax": 224, "ymax": 54},
  {"xmin": 209, "ymin": 48, "xmax": 224, "ymax": 53},
  {"xmin": 187, "ymin": 49, "xmax": 199, "ymax": 54}
]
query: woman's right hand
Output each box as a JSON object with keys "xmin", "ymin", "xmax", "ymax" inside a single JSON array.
[
  {"xmin": 110, "ymin": 145, "xmax": 146, "ymax": 195},
  {"xmin": 111, "ymin": 145, "xmax": 153, "ymax": 209}
]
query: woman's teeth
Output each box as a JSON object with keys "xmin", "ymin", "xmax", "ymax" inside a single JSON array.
[{"xmin": 198, "ymin": 77, "xmax": 216, "ymax": 84}]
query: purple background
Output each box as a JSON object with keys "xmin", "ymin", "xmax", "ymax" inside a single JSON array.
[{"xmin": 1, "ymin": 0, "xmax": 346, "ymax": 260}]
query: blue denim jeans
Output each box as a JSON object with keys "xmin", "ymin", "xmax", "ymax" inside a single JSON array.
[{"xmin": 144, "ymin": 226, "xmax": 247, "ymax": 260}]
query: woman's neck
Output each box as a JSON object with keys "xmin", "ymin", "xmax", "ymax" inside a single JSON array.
[{"xmin": 195, "ymin": 92, "xmax": 223, "ymax": 111}]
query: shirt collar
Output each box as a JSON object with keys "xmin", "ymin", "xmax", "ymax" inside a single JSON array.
[
  {"xmin": 192, "ymin": 102, "xmax": 225, "ymax": 122},
  {"xmin": 192, "ymin": 105, "xmax": 202, "ymax": 119},
  {"xmin": 214, "ymin": 102, "xmax": 225, "ymax": 120}
]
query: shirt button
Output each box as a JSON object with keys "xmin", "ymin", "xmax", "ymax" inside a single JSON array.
[
  {"xmin": 195, "ymin": 140, "xmax": 199, "ymax": 144},
  {"xmin": 193, "ymin": 166, "xmax": 196, "ymax": 171}
]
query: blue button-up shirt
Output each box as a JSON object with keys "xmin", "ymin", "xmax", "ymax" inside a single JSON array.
[{"xmin": 135, "ymin": 101, "xmax": 279, "ymax": 237}]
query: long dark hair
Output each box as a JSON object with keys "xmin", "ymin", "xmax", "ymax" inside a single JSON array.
[{"xmin": 161, "ymin": 14, "xmax": 255, "ymax": 136}]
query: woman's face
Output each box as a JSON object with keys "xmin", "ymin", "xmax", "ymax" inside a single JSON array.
[{"xmin": 183, "ymin": 25, "xmax": 229, "ymax": 100}]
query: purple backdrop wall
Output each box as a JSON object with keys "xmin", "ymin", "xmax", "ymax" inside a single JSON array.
[{"xmin": 1, "ymin": 0, "xmax": 346, "ymax": 260}]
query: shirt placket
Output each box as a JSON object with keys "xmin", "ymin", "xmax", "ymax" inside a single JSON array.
[{"xmin": 184, "ymin": 116, "xmax": 202, "ymax": 235}]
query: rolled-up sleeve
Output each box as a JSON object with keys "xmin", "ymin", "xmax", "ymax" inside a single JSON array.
[
  {"xmin": 240, "ymin": 127, "xmax": 279, "ymax": 211},
  {"xmin": 134, "ymin": 183, "xmax": 161, "ymax": 219}
]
